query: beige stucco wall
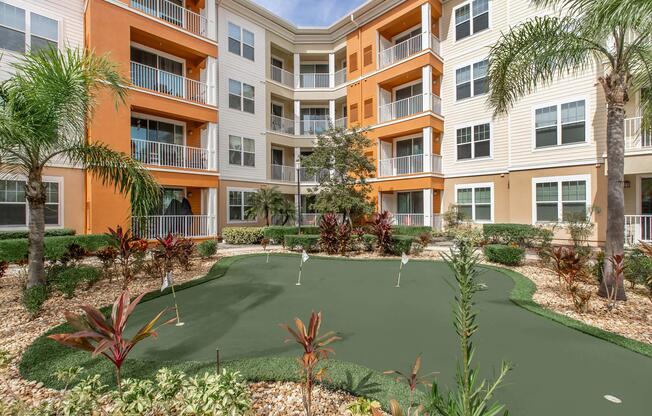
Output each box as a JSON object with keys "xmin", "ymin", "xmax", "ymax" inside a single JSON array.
[{"xmin": 43, "ymin": 166, "xmax": 86, "ymax": 234}]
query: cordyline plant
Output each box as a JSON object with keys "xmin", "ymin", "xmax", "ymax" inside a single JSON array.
[
  {"xmin": 319, "ymin": 213, "xmax": 340, "ymax": 255},
  {"xmin": 280, "ymin": 311, "xmax": 340, "ymax": 416},
  {"xmin": 548, "ymin": 246, "xmax": 593, "ymax": 312},
  {"xmin": 372, "ymin": 211, "xmax": 394, "ymax": 255},
  {"xmin": 154, "ymin": 233, "xmax": 180, "ymax": 276},
  {"xmin": 106, "ymin": 226, "xmax": 148, "ymax": 289},
  {"xmin": 605, "ymin": 254, "xmax": 626, "ymax": 310},
  {"xmin": 48, "ymin": 291, "xmax": 174, "ymax": 392},
  {"xmin": 384, "ymin": 355, "xmax": 437, "ymax": 416}
]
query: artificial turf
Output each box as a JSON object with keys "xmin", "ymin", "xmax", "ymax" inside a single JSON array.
[{"xmin": 21, "ymin": 254, "xmax": 652, "ymax": 415}]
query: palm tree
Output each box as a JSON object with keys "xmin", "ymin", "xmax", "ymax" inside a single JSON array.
[
  {"xmin": 0, "ymin": 48, "xmax": 161, "ymax": 288},
  {"xmin": 277, "ymin": 197, "xmax": 296, "ymax": 226},
  {"xmin": 486, "ymin": 0, "xmax": 652, "ymax": 300},
  {"xmin": 245, "ymin": 186, "xmax": 283, "ymax": 226}
]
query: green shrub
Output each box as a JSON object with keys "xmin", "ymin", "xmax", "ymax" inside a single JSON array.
[
  {"xmin": 52, "ymin": 266, "xmax": 103, "ymax": 298},
  {"xmin": 591, "ymin": 250, "xmax": 605, "ymax": 283},
  {"xmin": 284, "ymin": 234, "xmax": 320, "ymax": 252},
  {"xmin": 263, "ymin": 226, "xmax": 319, "ymax": 244},
  {"xmin": 391, "ymin": 235, "xmax": 415, "ymax": 255},
  {"xmin": 483, "ymin": 223, "xmax": 552, "ymax": 248},
  {"xmin": 0, "ymin": 234, "xmax": 111, "ymax": 263},
  {"xmin": 624, "ymin": 248, "xmax": 652, "ymax": 288},
  {"xmin": 483, "ymin": 244, "xmax": 525, "ymax": 266},
  {"xmin": 0, "ymin": 228, "xmax": 75, "ymax": 240},
  {"xmin": 221, "ymin": 227, "xmax": 265, "ymax": 245},
  {"xmin": 361, "ymin": 234, "xmax": 378, "ymax": 252},
  {"xmin": 23, "ymin": 285, "xmax": 49, "ymax": 314},
  {"xmin": 197, "ymin": 240, "xmax": 218, "ymax": 258},
  {"xmin": 392, "ymin": 226, "xmax": 433, "ymax": 236}
]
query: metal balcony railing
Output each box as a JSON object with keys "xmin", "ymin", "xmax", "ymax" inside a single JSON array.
[
  {"xmin": 300, "ymin": 118, "xmax": 329, "ymax": 135},
  {"xmin": 299, "ymin": 73, "xmax": 330, "ymax": 88},
  {"xmin": 378, "ymin": 94, "xmax": 424, "ymax": 123},
  {"xmin": 270, "ymin": 65, "xmax": 294, "ymax": 87},
  {"xmin": 625, "ymin": 117, "xmax": 652, "ymax": 151},
  {"xmin": 271, "ymin": 164, "xmax": 295, "ymax": 182},
  {"xmin": 130, "ymin": 61, "xmax": 208, "ymax": 104},
  {"xmin": 334, "ymin": 117, "xmax": 347, "ymax": 129},
  {"xmin": 625, "ymin": 215, "xmax": 652, "ymax": 245},
  {"xmin": 130, "ymin": 0, "xmax": 207, "ymax": 37},
  {"xmin": 378, "ymin": 154, "xmax": 442, "ymax": 176},
  {"xmin": 132, "ymin": 215, "xmax": 215, "ymax": 239},
  {"xmin": 131, "ymin": 139, "xmax": 215, "ymax": 170},
  {"xmin": 334, "ymin": 68, "xmax": 346, "ymax": 86},
  {"xmin": 378, "ymin": 34, "xmax": 422, "ymax": 68},
  {"xmin": 270, "ymin": 115, "xmax": 295, "ymax": 135}
]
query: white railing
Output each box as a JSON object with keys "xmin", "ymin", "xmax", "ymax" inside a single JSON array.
[
  {"xmin": 379, "ymin": 34, "xmax": 423, "ymax": 69},
  {"xmin": 378, "ymin": 94, "xmax": 424, "ymax": 123},
  {"xmin": 625, "ymin": 215, "xmax": 652, "ymax": 245},
  {"xmin": 299, "ymin": 213, "xmax": 321, "ymax": 226},
  {"xmin": 131, "ymin": 139, "xmax": 214, "ymax": 170},
  {"xmin": 132, "ymin": 215, "xmax": 215, "ymax": 239},
  {"xmin": 299, "ymin": 73, "xmax": 330, "ymax": 88},
  {"xmin": 625, "ymin": 117, "xmax": 652, "ymax": 151},
  {"xmin": 431, "ymin": 94, "xmax": 442, "ymax": 115},
  {"xmin": 392, "ymin": 213, "xmax": 425, "ymax": 227},
  {"xmin": 300, "ymin": 118, "xmax": 329, "ymax": 135},
  {"xmin": 130, "ymin": 0, "xmax": 207, "ymax": 37},
  {"xmin": 431, "ymin": 154, "xmax": 442, "ymax": 173},
  {"xmin": 270, "ymin": 66, "xmax": 294, "ymax": 88},
  {"xmin": 334, "ymin": 68, "xmax": 346, "ymax": 86},
  {"xmin": 270, "ymin": 115, "xmax": 295, "ymax": 135},
  {"xmin": 379, "ymin": 154, "xmax": 424, "ymax": 176},
  {"xmin": 334, "ymin": 117, "xmax": 347, "ymax": 129},
  {"xmin": 299, "ymin": 167, "xmax": 330, "ymax": 183},
  {"xmin": 431, "ymin": 34, "xmax": 441, "ymax": 56},
  {"xmin": 130, "ymin": 61, "xmax": 208, "ymax": 104},
  {"xmin": 271, "ymin": 164, "xmax": 295, "ymax": 182}
]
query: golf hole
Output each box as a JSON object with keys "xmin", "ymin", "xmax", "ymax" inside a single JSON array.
[{"xmin": 603, "ymin": 395, "xmax": 622, "ymax": 404}]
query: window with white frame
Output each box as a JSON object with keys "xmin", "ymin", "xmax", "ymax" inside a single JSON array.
[
  {"xmin": 454, "ymin": 0, "xmax": 489, "ymax": 41},
  {"xmin": 0, "ymin": 179, "xmax": 60, "ymax": 227},
  {"xmin": 456, "ymin": 59, "xmax": 488, "ymax": 100},
  {"xmin": 534, "ymin": 177, "xmax": 589, "ymax": 223},
  {"xmin": 0, "ymin": 2, "xmax": 58, "ymax": 53},
  {"xmin": 228, "ymin": 190, "xmax": 255, "ymax": 221},
  {"xmin": 534, "ymin": 99, "xmax": 586, "ymax": 148},
  {"xmin": 227, "ymin": 22, "xmax": 254, "ymax": 61},
  {"xmin": 456, "ymin": 123, "xmax": 490, "ymax": 160},
  {"xmin": 228, "ymin": 79, "xmax": 255, "ymax": 113},
  {"xmin": 456, "ymin": 184, "xmax": 492, "ymax": 222},
  {"xmin": 228, "ymin": 135, "xmax": 255, "ymax": 167}
]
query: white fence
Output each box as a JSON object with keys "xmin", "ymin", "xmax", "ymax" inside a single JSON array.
[
  {"xmin": 270, "ymin": 115, "xmax": 295, "ymax": 135},
  {"xmin": 132, "ymin": 215, "xmax": 215, "ymax": 239},
  {"xmin": 625, "ymin": 117, "xmax": 652, "ymax": 151},
  {"xmin": 390, "ymin": 213, "xmax": 443, "ymax": 230},
  {"xmin": 625, "ymin": 215, "xmax": 652, "ymax": 245},
  {"xmin": 270, "ymin": 65, "xmax": 294, "ymax": 88},
  {"xmin": 130, "ymin": 61, "xmax": 208, "ymax": 104},
  {"xmin": 378, "ymin": 154, "xmax": 442, "ymax": 177},
  {"xmin": 271, "ymin": 165, "xmax": 295, "ymax": 182},
  {"xmin": 378, "ymin": 94, "xmax": 424, "ymax": 123},
  {"xmin": 131, "ymin": 139, "xmax": 214, "ymax": 170},
  {"xmin": 130, "ymin": 0, "xmax": 207, "ymax": 37},
  {"xmin": 378, "ymin": 34, "xmax": 422, "ymax": 68}
]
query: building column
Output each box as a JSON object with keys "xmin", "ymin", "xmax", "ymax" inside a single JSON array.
[
  {"xmin": 294, "ymin": 100, "xmax": 301, "ymax": 135},
  {"xmin": 293, "ymin": 53, "xmax": 301, "ymax": 88},
  {"xmin": 206, "ymin": 122, "xmax": 218, "ymax": 170},
  {"xmin": 328, "ymin": 52, "xmax": 335, "ymax": 88},
  {"xmin": 421, "ymin": 2, "xmax": 432, "ymax": 50},
  {"xmin": 329, "ymin": 99, "xmax": 336, "ymax": 126},
  {"xmin": 205, "ymin": 188, "xmax": 218, "ymax": 235},
  {"xmin": 422, "ymin": 65, "xmax": 432, "ymax": 112},
  {"xmin": 294, "ymin": 148, "xmax": 302, "ymax": 226},
  {"xmin": 206, "ymin": 57, "xmax": 218, "ymax": 106},
  {"xmin": 423, "ymin": 126, "xmax": 432, "ymax": 173},
  {"xmin": 205, "ymin": 0, "xmax": 217, "ymax": 41},
  {"xmin": 423, "ymin": 188, "xmax": 433, "ymax": 228}
]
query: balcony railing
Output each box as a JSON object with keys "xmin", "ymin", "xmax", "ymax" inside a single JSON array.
[
  {"xmin": 378, "ymin": 94, "xmax": 424, "ymax": 123},
  {"xmin": 334, "ymin": 117, "xmax": 347, "ymax": 129},
  {"xmin": 270, "ymin": 65, "xmax": 294, "ymax": 88},
  {"xmin": 334, "ymin": 68, "xmax": 346, "ymax": 86},
  {"xmin": 379, "ymin": 34, "xmax": 422, "ymax": 69},
  {"xmin": 378, "ymin": 154, "xmax": 442, "ymax": 177},
  {"xmin": 300, "ymin": 118, "xmax": 329, "ymax": 135},
  {"xmin": 431, "ymin": 94, "xmax": 442, "ymax": 115},
  {"xmin": 270, "ymin": 115, "xmax": 295, "ymax": 135},
  {"xmin": 625, "ymin": 215, "xmax": 652, "ymax": 245},
  {"xmin": 299, "ymin": 73, "xmax": 330, "ymax": 88},
  {"xmin": 130, "ymin": 0, "xmax": 207, "ymax": 37},
  {"xmin": 300, "ymin": 213, "xmax": 321, "ymax": 226},
  {"xmin": 271, "ymin": 164, "xmax": 295, "ymax": 182},
  {"xmin": 431, "ymin": 154, "xmax": 443, "ymax": 173},
  {"xmin": 130, "ymin": 61, "xmax": 209, "ymax": 104},
  {"xmin": 625, "ymin": 117, "xmax": 652, "ymax": 151},
  {"xmin": 299, "ymin": 167, "xmax": 330, "ymax": 183},
  {"xmin": 131, "ymin": 139, "xmax": 214, "ymax": 170},
  {"xmin": 132, "ymin": 215, "xmax": 215, "ymax": 239},
  {"xmin": 431, "ymin": 34, "xmax": 441, "ymax": 56},
  {"xmin": 390, "ymin": 213, "xmax": 443, "ymax": 229}
]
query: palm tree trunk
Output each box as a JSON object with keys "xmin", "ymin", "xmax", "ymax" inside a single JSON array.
[
  {"xmin": 598, "ymin": 101, "xmax": 627, "ymax": 300},
  {"xmin": 25, "ymin": 173, "xmax": 46, "ymax": 288}
]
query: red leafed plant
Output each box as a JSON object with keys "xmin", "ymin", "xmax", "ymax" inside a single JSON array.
[
  {"xmin": 372, "ymin": 211, "xmax": 394, "ymax": 255},
  {"xmin": 154, "ymin": 233, "xmax": 179, "ymax": 276},
  {"xmin": 48, "ymin": 291, "xmax": 174, "ymax": 391},
  {"xmin": 280, "ymin": 311, "xmax": 340, "ymax": 416},
  {"xmin": 319, "ymin": 213, "xmax": 340, "ymax": 255},
  {"xmin": 384, "ymin": 355, "xmax": 437, "ymax": 414},
  {"xmin": 106, "ymin": 226, "xmax": 148, "ymax": 289},
  {"xmin": 605, "ymin": 254, "xmax": 626, "ymax": 310}
]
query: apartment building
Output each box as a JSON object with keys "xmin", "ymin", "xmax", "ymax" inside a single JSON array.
[{"xmin": 1, "ymin": 0, "xmax": 650, "ymax": 245}]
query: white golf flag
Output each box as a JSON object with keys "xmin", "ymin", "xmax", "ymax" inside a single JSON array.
[
  {"xmin": 161, "ymin": 272, "xmax": 173, "ymax": 292},
  {"xmin": 401, "ymin": 252, "xmax": 409, "ymax": 265},
  {"xmin": 302, "ymin": 250, "xmax": 310, "ymax": 263}
]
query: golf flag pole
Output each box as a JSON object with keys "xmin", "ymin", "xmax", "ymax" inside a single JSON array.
[
  {"xmin": 162, "ymin": 272, "xmax": 184, "ymax": 326},
  {"xmin": 296, "ymin": 250, "xmax": 309, "ymax": 286},
  {"xmin": 396, "ymin": 252, "xmax": 409, "ymax": 288},
  {"xmin": 266, "ymin": 250, "xmax": 270, "ymax": 264}
]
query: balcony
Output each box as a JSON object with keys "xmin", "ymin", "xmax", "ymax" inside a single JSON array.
[
  {"xmin": 299, "ymin": 167, "xmax": 330, "ymax": 183},
  {"xmin": 130, "ymin": 0, "xmax": 208, "ymax": 38},
  {"xmin": 270, "ymin": 65, "xmax": 295, "ymax": 88},
  {"xmin": 270, "ymin": 115, "xmax": 295, "ymax": 135},
  {"xmin": 625, "ymin": 215, "xmax": 652, "ymax": 245},
  {"xmin": 378, "ymin": 154, "xmax": 442, "ymax": 177},
  {"xmin": 271, "ymin": 164, "xmax": 295, "ymax": 182},
  {"xmin": 300, "ymin": 119, "xmax": 329, "ymax": 135},
  {"xmin": 378, "ymin": 34, "xmax": 441, "ymax": 69},
  {"xmin": 378, "ymin": 94, "xmax": 442, "ymax": 123},
  {"xmin": 625, "ymin": 117, "xmax": 652, "ymax": 152},
  {"xmin": 131, "ymin": 139, "xmax": 215, "ymax": 171},
  {"xmin": 132, "ymin": 214, "xmax": 216, "ymax": 239},
  {"xmin": 334, "ymin": 68, "xmax": 346, "ymax": 86},
  {"xmin": 334, "ymin": 117, "xmax": 347, "ymax": 129},
  {"xmin": 299, "ymin": 73, "xmax": 330, "ymax": 89},
  {"xmin": 130, "ymin": 61, "xmax": 210, "ymax": 105},
  {"xmin": 269, "ymin": 66, "xmax": 346, "ymax": 89}
]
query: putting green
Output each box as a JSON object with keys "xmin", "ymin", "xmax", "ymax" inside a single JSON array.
[{"xmin": 24, "ymin": 254, "xmax": 651, "ymax": 414}]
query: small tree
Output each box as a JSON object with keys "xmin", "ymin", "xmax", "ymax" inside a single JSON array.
[
  {"xmin": 277, "ymin": 197, "xmax": 297, "ymax": 226},
  {"xmin": 245, "ymin": 186, "xmax": 283, "ymax": 226},
  {"xmin": 300, "ymin": 127, "xmax": 375, "ymax": 224}
]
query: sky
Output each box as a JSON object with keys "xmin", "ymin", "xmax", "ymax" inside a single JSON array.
[{"xmin": 251, "ymin": 0, "xmax": 368, "ymax": 27}]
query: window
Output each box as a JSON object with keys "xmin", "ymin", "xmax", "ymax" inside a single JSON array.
[
  {"xmin": 227, "ymin": 23, "xmax": 254, "ymax": 61},
  {"xmin": 130, "ymin": 116, "xmax": 184, "ymax": 145},
  {"xmin": 456, "ymin": 123, "xmax": 490, "ymax": 160},
  {"xmin": 534, "ymin": 177, "xmax": 589, "ymax": 223},
  {"xmin": 397, "ymin": 191, "xmax": 424, "ymax": 214},
  {"xmin": 455, "ymin": 184, "xmax": 492, "ymax": 222},
  {"xmin": 228, "ymin": 190, "xmax": 255, "ymax": 221},
  {"xmin": 0, "ymin": 3, "xmax": 58, "ymax": 53},
  {"xmin": 535, "ymin": 99, "xmax": 586, "ymax": 148},
  {"xmin": 455, "ymin": 0, "xmax": 489, "ymax": 41},
  {"xmin": 456, "ymin": 59, "xmax": 488, "ymax": 100},
  {"xmin": 349, "ymin": 52, "xmax": 358, "ymax": 72},
  {"xmin": 228, "ymin": 135, "xmax": 255, "ymax": 167},
  {"xmin": 0, "ymin": 179, "xmax": 60, "ymax": 227},
  {"xmin": 363, "ymin": 45, "xmax": 373, "ymax": 66},
  {"xmin": 228, "ymin": 79, "xmax": 254, "ymax": 113}
]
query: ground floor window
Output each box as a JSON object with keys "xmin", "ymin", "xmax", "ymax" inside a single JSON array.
[
  {"xmin": 534, "ymin": 176, "xmax": 589, "ymax": 223},
  {"xmin": 397, "ymin": 191, "xmax": 423, "ymax": 214},
  {"xmin": 228, "ymin": 190, "xmax": 255, "ymax": 221},
  {"xmin": 455, "ymin": 183, "xmax": 492, "ymax": 222},
  {"xmin": 0, "ymin": 179, "xmax": 60, "ymax": 227}
]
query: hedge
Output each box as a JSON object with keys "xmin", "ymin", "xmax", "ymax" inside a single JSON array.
[
  {"xmin": 284, "ymin": 234, "xmax": 320, "ymax": 252},
  {"xmin": 483, "ymin": 244, "xmax": 525, "ymax": 266},
  {"xmin": 221, "ymin": 227, "xmax": 265, "ymax": 245},
  {"xmin": 361, "ymin": 234, "xmax": 378, "ymax": 252},
  {"xmin": 0, "ymin": 234, "xmax": 111, "ymax": 263},
  {"xmin": 483, "ymin": 223, "xmax": 552, "ymax": 248},
  {"xmin": 0, "ymin": 228, "xmax": 75, "ymax": 241},
  {"xmin": 391, "ymin": 235, "xmax": 415, "ymax": 255},
  {"xmin": 262, "ymin": 226, "xmax": 319, "ymax": 244},
  {"xmin": 392, "ymin": 226, "xmax": 433, "ymax": 237}
]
